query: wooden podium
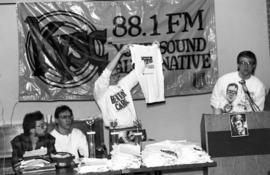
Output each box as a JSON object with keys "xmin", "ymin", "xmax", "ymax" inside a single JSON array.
[{"xmin": 201, "ymin": 111, "xmax": 270, "ymax": 175}]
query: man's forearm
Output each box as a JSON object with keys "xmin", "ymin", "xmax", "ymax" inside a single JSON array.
[{"xmin": 106, "ymin": 44, "xmax": 129, "ymax": 72}]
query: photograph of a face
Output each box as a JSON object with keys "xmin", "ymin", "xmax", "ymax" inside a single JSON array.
[{"xmin": 230, "ymin": 114, "xmax": 249, "ymax": 137}]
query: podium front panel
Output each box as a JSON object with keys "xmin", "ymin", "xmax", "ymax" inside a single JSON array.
[{"xmin": 201, "ymin": 111, "xmax": 270, "ymax": 175}]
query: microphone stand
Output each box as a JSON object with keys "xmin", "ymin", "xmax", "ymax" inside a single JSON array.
[{"xmin": 239, "ymin": 80, "xmax": 261, "ymax": 112}]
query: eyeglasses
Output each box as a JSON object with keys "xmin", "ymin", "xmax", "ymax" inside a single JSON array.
[
  {"xmin": 239, "ymin": 61, "xmax": 254, "ymax": 66},
  {"xmin": 36, "ymin": 123, "xmax": 47, "ymax": 129}
]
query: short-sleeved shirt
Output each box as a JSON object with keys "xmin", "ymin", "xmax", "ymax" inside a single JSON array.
[
  {"xmin": 50, "ymin": 128, "xmax": 89, "ymax": 159},
  {"xmin": 210, "ymin": 71, "xmax": 265, "ymax": 113}
]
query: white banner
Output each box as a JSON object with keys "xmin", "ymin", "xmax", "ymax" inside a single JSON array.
[{"xmin": 17, "ymin": 0, "xmax": 218, "ymax": 101}]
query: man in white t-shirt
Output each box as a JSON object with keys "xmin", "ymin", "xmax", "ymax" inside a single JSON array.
[
  {"xmin": 50, "ymin": 105, "xmax": 89, "ymax": 159},
  {"xmin": 210, "ymin": 50, "xmax": 265, "ymax": 114},
  {"xmin": 94, "ymin": 44, "xmax": 140, "ymax": 129}
]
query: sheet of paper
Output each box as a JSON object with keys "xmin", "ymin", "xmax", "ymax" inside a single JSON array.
[{"xmin": 23, "ymin": 147, "xmax": 47, "ymax": 157}]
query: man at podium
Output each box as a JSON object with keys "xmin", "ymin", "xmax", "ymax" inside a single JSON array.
[{"xmin": 210, "ymin": 50, "xmax": 265, "ymax": 114}]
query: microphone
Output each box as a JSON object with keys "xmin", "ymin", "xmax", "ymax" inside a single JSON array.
[
  {"xmin": 239, "ymin": 80, "xmax": 251, "ymax": 96},
  {"xmin": 239, "ymin": 79, "xmax": 260, "ymax": 112}
]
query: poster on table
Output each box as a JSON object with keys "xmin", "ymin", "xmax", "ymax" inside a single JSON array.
[{"xmin": 17, "ymin": 0, "xmax": 218, "ymax": 101}]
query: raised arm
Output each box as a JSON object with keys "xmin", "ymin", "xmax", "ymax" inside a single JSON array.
[
  {"xmin": 94, "ymin": 44, "xmax": 131, "ymax": 98},
  {"xmin": 106, "ymin": 44, "xmax": 130, "ymax": 71}
]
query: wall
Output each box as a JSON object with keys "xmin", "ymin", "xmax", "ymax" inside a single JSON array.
[{"xmin": 0, "ymin": 1, "xmax": 270, "ymax": 174}]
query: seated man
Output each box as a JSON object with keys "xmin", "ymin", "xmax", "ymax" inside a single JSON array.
[
  {"xmin": 50, "ymin": 105, "xmax": 89, "ymax": 159},
  {"xmin": 11, "ymin": 111, "xmax": 56, "ymax": 171}
]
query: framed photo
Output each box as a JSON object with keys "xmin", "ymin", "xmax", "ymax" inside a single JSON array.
[{"xmin": 230, "ymin": 113, "xmax": 249, "ymax": 137}]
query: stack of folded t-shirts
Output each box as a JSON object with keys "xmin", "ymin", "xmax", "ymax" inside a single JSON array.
[
  {"xmin": 141, "ymin": 140, "xmax": 213, "ymax": 167},
  {"xmin": 20, "ymin": 159, "xmax": 51, "ymax": 169},
  {"xmin": 110, "ymin": 143, "xmax": 141, "ymax": 170},
  {"xmin": 20, "ymin": 159, "xmax": 56, "ymax": 173},
  {"xmin": 173, "ymin": 141, "xmax": 213, "ymax": 164}
]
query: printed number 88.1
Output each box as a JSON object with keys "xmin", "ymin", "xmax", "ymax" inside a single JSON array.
[{"xmin": 112, "ymin": 15, "xmax": 142, "ymax": 37}]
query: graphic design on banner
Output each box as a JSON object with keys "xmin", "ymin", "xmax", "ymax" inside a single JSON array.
[
  {"xmin": 17, "ymin": 0, "xmax": 218, "ymax": 101},
  {"xmin": 25, "ymin": 11, "xmax": 108, "ymax": 88}
]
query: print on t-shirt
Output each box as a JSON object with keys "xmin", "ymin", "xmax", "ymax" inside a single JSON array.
[
  {"xmin": 141, "ymin": 56, "xmax": 154, "ymax": 74},
  {"xmin": 110, "ymin": 89, "xmax": 129, "ymax": 110},
  {"xmin": 223, "ymin": 83, "xmax": 238, "ymax": 113}
]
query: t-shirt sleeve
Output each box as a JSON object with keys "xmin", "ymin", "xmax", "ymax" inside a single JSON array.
[
  {"xmin": 210, "ymin": 78, "xmax": 222, "ymax": 109},
  {"xmin": 118, "ymin": 70, "xmax": 139, "ymax": 91},
  {"xmin": 94, "ymin": 68, "xmax": 111, "ymax": 100},
  {"xmin": 254, "ymin": 81, "xmax": 266, "ymax": 111},
  {"xmin": 77, "ymin": 130, "xmax": 89, "ymax": 158}
]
